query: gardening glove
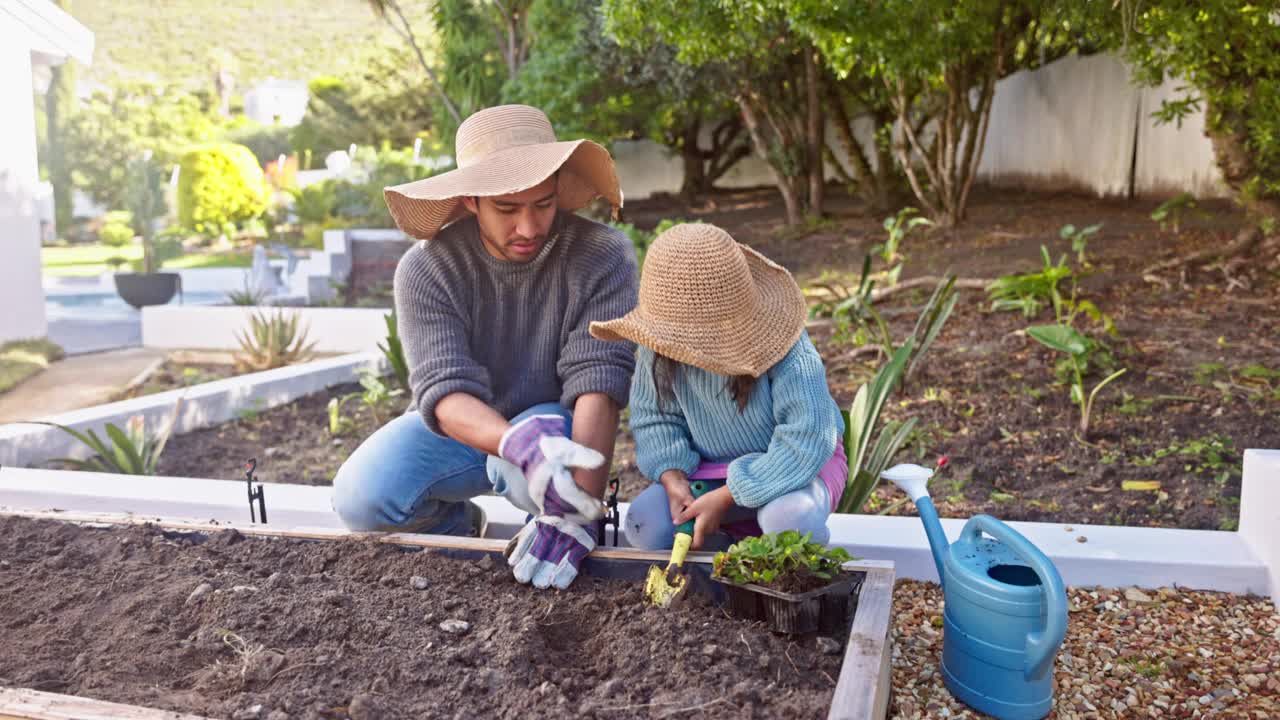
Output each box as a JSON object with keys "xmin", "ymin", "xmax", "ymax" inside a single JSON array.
[
  {"xmin": 497, "ymin": 415, "xmax": 607, "ymax": 524},
  {"xmin": 505, "ymin": 506, "xmax": 597, "ymax": 590}
]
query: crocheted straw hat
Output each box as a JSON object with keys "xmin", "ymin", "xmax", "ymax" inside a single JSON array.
[
  {"xmin": 590, "ymin": 223, "xmax": 806, "ymax": 378},
  {"xmin": 383, "ymin": 104, "xmax": 622, "ymax": 240}
]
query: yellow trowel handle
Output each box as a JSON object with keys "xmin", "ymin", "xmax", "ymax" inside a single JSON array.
[
  {"xmin": 666, "ymin": 479, "xmax": 711, "ymax": 567},
  {"xmin": 667, "ymin": 531, "xmax": 694, "ymax": 569}
]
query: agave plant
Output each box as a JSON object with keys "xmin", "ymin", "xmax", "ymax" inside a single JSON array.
[
  {"xmin": 837, "ymin": 340, "xmax": 917, "ymax": 514},
  {"xmin": 37, "ymin": 399, "xmax": 183, "ymax": 475},
  {"xmin": 234, "ymin": 310, "xmax": 318, "ymax": 372}
]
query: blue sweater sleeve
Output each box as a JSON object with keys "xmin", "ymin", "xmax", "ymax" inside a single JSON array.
[
  {"xmin": 630, "ymin": 347, "xmax": 702, "ymax": 481},
  {"xmin": 726, "ymin": 336, "xmax": 843, "ymax": 508}
]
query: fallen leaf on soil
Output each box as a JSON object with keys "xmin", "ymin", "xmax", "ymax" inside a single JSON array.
[{"xmin": 1122, "ymin": 480, "xmax": 1162, "ymax": 492}]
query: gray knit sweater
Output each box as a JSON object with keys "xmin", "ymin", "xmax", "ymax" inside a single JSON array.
[{"xmin": 394, "ymin": 211, "xmax": 639, "ymax": 434}]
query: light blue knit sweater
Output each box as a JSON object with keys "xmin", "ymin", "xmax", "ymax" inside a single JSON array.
[{"xmin": 629, "ymin": 332, "xmax": 845, "ymax": 508}]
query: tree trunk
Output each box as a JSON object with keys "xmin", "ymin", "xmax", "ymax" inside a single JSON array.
[
  {"xmin": 737, "ymin": 94, "xmax": 802, "ymax": 226},
  {"xmin": 804, "ymin": 46, "xmax": 825, "ymax": 217},
  {"xmin": 679, "ymin": 119, "xmax": 705, "ymax": 202},
  {"xmin": 704, "ymin": 116, "xmax": 750, "ymax": 188},
  {"xmin": 1205, "ymin": 96, "xmax": 1280, "ymax": 225},
  {"xmin": 377, "ymin": 0, "xmax": 462, "ymax": 124}
]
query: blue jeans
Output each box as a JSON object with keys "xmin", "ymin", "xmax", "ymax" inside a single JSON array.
[
  {"xmin": 331, "ymin": 402, "xmax": 571, "ymax": 534},
  {"xmin": 624, "ymin": 477, "xmax": 834, "ymax": 550}
]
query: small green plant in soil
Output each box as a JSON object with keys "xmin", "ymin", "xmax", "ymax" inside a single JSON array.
[
  {"xmin": 872, "ymin": 206, "xmax": 933, "ymax": 284},
  {"xmin": 327, "ymin": 395, "xmax": 356, "ymax": 436},
  {"xmin": 233, "ymin": 310, "xmax": 317, "ymax": 372},
  {"xmin": 1150, "ymin": 193, "xmax": 1199, "ymax": 234},
  {"xmin": 1154, "ymin": 434, "xmax": 1241, "ymax": 485},
  {"xmin": 378, "ymin": 310, "xmax": 410, "ymax": 393},
  {"xmin": 712, "ymin": 530, "xmax": 853, "ymax": 593},
  {"xmin": 328, "ymin": 370, "xmax": 404, "ymax": 432},
  {"xmin": 987, "ymin": 245, "xmax": 1073, "ymax": 318},
  {"xmin": 354, "ymin": 370, "xmax": 403, "ymax": 425},
  {"xmin": 818, "ymin": 256, "xmax": 957, "ymax": 383},
  {"xmin": 1027, "ymin": 324, "xmax": 1126, "ymax": 440},
  {"xmin": 37, "ymin": 400, "xmax": 182, "ymax": 475},
  {"xmin": 1059, "ymin": 222, "xmax": 1102, "ymax": 266}
]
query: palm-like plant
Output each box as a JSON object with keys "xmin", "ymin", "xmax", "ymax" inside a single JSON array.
[{"xmin": 37, "ymin": 400, "xmax": 183, "ymax": 475}]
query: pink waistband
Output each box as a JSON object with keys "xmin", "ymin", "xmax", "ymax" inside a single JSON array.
[{"xmin": 689, "ymin": 441, "xmax": 848, "ymax": 510}]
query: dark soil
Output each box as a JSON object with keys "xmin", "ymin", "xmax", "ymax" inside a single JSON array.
[
  {"xmin": 0, "ymin": 515, "xmax": 844, "ymax": 720},
  {"xmin": 157, "ymin": 383, "xmax": 412, "ymax": 486},
  {"xmin": 144, "ymin": 188, "xmax": 1280, "ymax": 530}
]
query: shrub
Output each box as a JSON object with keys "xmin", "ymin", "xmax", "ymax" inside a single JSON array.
[
  {"xmin": 178, "ymin": 143, "xmax": 270, "ymax": 236},
  {"xmin": 98, "ymin": 212, "xmax": 135, "ymax": 247}
]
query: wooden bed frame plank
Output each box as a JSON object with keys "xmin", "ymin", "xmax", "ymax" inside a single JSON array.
[
  {"xmin": 828, "ymin": 565, "xmax": 896, "ymax": 720},
  {"xmin": 0, "ymin": 688, "xmax": 213, "ymax": 720}
]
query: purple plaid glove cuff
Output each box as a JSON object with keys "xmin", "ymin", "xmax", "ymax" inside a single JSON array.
[
  {"xmin": 507, "ymin": 515, "xmax": 595, "ymax": 590},
  {"xmin": 498, "ymin": 414, "xmax": 567, "ymax": 479}
]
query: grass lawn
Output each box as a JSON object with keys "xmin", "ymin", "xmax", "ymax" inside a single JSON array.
[
  {"xmin": 0, "ymin": 339, "xmax": 65, "ymax": 394},
  {"xmin": 42, "ymin": 244, "xmax": 254, "ymax": 277}
]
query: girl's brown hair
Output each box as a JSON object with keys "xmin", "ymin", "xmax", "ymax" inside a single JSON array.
[{"xmin": 652, "ymin": 354, "xmax": 756, "ymax": 414}]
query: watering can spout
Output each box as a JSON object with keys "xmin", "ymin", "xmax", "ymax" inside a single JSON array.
[{"xmin": 882, "ymin": 463, "xmax": 950, "ymax": 585}]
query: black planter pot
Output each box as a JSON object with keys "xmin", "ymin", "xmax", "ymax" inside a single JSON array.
[
  {"xmin": 114, "ymin": 272, "xmax": 182, "ymax": 309},
  {"xmin": 712, "ymin": 572, "xmax": 860, "ymax": 635}
]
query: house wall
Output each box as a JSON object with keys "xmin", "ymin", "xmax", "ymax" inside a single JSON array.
[{"xmin": 0, "ymin": 19, "xmax": 49, "ymax": 343}]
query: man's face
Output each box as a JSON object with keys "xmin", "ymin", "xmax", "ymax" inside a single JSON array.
[{"xmin": 461, "ymin": 176, "xmax": 558, "ymax": 263}]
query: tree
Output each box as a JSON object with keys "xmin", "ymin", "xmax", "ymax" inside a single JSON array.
[
  {"xmin": 43, "ymin": 34, "xmax": 78, "ymax": 231},
  {"xmin": 63, "ymin": 82, "xmax": 221, "ymax": 211},
  {"xmin": 366, "ymin": 0, "xmax": 462, "ymax": 125},
  {"xmin": 507, "ymin": 0, "xmax": 748, "ymax": 200},
  {"xmin": 604, "ymin": 0, "xmax": 826, "ymax": 225},
  {"xmin": 290, "ymin": 45, "xmax": 434, "ymax": 159},
  {"xmin": 799, "ymin": 0, "xmax": 1108, "ymax": 227},
  {"xmin": 1125, "ymin": 2, "xmax": 1280, "ymax": 236}
]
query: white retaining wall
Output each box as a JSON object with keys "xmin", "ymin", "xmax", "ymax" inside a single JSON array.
[
  {"xmin": 0, "ymin": 447, "xmax": 1274, "ymax": 601},
  {"xmin": 1240, "ymin": 449, "xmax": 1280, "ymax": 604},
  {"xmin": 0, "ymin": 352, "xmax": 383, "ymax": 469},
  {"xmin": 142, "ymin": 306, "xmax": 391, "ymax": 354}
]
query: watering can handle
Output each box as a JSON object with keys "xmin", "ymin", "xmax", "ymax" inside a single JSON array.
[{"xmin": 959, "ymin": 515, "xmax": 1068, "ymax": 681}]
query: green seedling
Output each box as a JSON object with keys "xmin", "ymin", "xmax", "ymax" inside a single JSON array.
[{"xmin": 712, "ymin": 531, "xmax": 853, "ymax": 588}]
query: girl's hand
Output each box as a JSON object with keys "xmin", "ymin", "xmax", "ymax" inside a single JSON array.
[
  {"xmin": 676, "ymin": 486, "xmax": 736, "ymax": 549},
  {"xmin": 659, "ymin": 470, "xmax": 694, "ymax": 525}
]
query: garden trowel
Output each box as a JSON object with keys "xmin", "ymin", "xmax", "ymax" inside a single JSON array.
[{"xmin": 643, "ymin": 479, "xmax": 710, "ymax": 608}]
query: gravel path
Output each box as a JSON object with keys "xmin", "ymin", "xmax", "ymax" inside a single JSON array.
[{"xmin": 890, "ymin": 580, "xmax": 1280, "ymax": 718}]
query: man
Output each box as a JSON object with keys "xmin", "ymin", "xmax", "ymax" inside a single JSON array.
[{"xmin": 332, "ymin": 105, "xmax": 638, "ymax": 590}]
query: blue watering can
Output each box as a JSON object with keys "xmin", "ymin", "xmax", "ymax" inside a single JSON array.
[{"xmin": 883, "ymin": 464, "xmax": 1068, "ymax": 720}]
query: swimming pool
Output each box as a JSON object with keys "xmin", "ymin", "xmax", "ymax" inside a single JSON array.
[{"xmin": 45, "ymin": 291, "xmax": 228, "ymax": 320}]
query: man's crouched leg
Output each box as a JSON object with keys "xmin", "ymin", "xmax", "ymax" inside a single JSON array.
[{"xmin": 331, "ymin": 410, "xmax": 490, "ymax": 536}]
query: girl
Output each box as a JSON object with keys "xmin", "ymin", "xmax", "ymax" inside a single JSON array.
[{"xmin": 590, "ymin": 222, "xmax": 846, "ymax": 550}]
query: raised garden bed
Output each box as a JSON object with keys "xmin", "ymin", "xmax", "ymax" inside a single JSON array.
[
  {"xmin": 0, "ymin": 513, "xmax": 893, "ymax": 719},
  {"xmin": 35, "ymin": 188, "xmax": 1280, "ymax": 531}
]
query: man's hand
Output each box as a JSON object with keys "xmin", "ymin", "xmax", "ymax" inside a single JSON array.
[
  {"xmin": 659, "ymin": 470, "xmax": 694, "ymax": 525},
  {"xmin": 675, "ymin": 485, "xmax": 736, "ymax": 550},
  {"xmin": 499, "ymin": 415, "xmax": 605, "ymax": 523},
  {"xmin": 506, "ymin": 511, "xmax": 596, "ymax": 590}
]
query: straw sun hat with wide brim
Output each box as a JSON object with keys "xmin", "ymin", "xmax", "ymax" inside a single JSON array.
[
  {"xmin": 383, "ymin": 104, "xmax": 623, "ymax": 240},
  {"xmin": 590, "ymin": 223, "xmax": 806, "ymax": 378}
]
